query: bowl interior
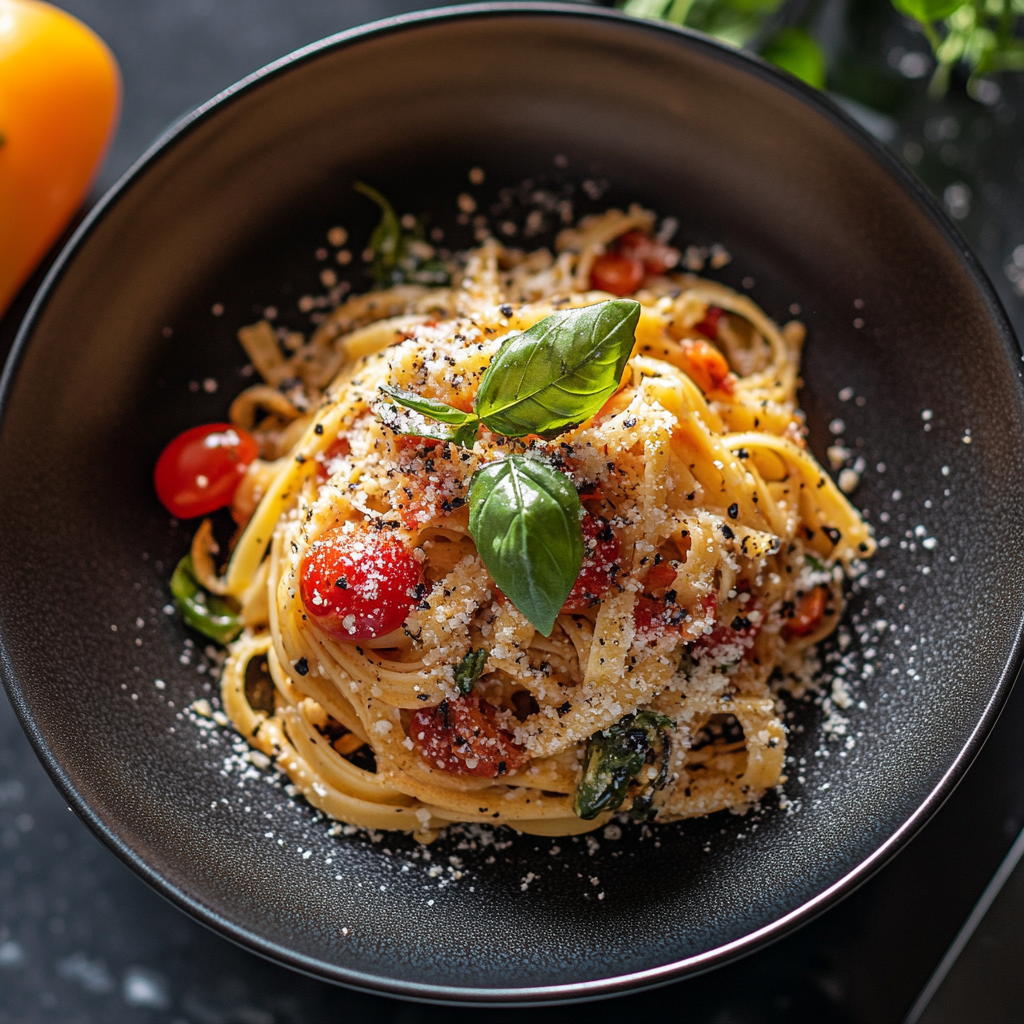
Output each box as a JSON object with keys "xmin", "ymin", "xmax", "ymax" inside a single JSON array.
[{"xmin": 1, "ymin": 5, "xmax": 1022, "ymax": 1001}]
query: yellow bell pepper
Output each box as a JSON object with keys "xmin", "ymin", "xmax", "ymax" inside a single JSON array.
[{"xmin": 0, "ymin": 0, "xmax": 120, "ymax": 314}]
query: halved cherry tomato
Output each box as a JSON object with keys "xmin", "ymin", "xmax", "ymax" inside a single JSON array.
[
  {"xmin": 589, "ymin": 251, "xmax": 644, "ymax": 296},
  {"xmin": 616, "ymin": 230, "xmax": 679, "ymax": 275},
  {"xmin": 680, "ymin": 338, "xmax": 735, "ymax": 396},
  {"xmin": 154, "ymin": 423, "xmax": 258, "ymax": 519},
  {"xmin": 782, "ymin": 586, "xmax": 828, "ymax": 639},
  {"xmin": 562, "ymin": 512, "xmax": 620, "ymax": 612},
  {"xmin": 299, "ymin": 523, "xmax": 422, "ymax": 641},
  {"xmin": 694, "ymin": 305, "xmax": 723, "ymax": 339},
  {"xmin": 411, "ymin": 695, "xmax": 525, "ymax": 777}
]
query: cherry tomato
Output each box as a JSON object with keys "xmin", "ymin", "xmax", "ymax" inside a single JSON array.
[
  {"xmin": 680, "ymin": 338, "xmax": 735, "ymax": 396},
  {"xmin": 154, "ymin": 423, "xmax": 258, "ymax": 519},
  {"xmin": 782, "ymin": 585, "xmax": 828, "ymax": 639},
  {"xmin": 589, "ymin": 252, "xmax": 644, "ymax": 296},
  {"xmin": 299, "ymin": 523, "xmax": 422, "ymax": 641},
  {"xmin": 694, "ymin": 305, "xmax": 723, "ymax": 339},
  {"xmin": 411, "ymin": 696, "xmax": 525, "ymax": 777},
  {"xmin": 616, "ymin": 230, "xmax": 679, "ymax": 275},
  {"xmin": 562, "ymin": 513, "xmax": 620, "ymax": 612},
  {"xmin": 0, "ymin": 0, "xmax": 121, "ymax": 314}
]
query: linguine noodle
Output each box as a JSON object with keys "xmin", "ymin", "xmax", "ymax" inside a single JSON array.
[{"xmin": 202, "ymin": 207, "xmax": 873, "ymax": 842}]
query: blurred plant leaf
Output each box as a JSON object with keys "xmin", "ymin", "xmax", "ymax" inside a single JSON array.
[
  {"xmin": 761, "ymin": 27, "xmax": 827, "ymax": 87},
  {"xmin": 620, "ymin": 0, "xmax": 786, "ymax": 49},
  {"xmin": 621, "ymin": 0, "xmax": 1024, "ymax": 100},
  {"xmin": 892, "ymin": 0, "xmax": 962, "ymax": 21},
  {"xmin": 891, "ymin": 0, "xmax": 1024, "ymax": 98}
]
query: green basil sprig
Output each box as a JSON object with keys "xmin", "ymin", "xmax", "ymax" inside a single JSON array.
[
  {"xmin": 377, "ymin": 298, "xmax": 640, "ymax": 445},
  {"xmin": 468, "ymin": 456, "xmax": 584, "ymax": 636},
  {"xmin": 474, "ymin": 299, "xmax": 641, "ymax": 438},
  {"xmin": 170, "ymin": 553, "xmax": 244, "ymax": 645},
  {"xmin": 574, "ymin": 710, "xmax": 674, "ymax": 821}
]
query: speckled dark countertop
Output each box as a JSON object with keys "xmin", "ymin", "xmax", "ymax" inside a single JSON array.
[{"xmin": 3, "ymin": 2, "xmax": 1024, "ymax": 1021}]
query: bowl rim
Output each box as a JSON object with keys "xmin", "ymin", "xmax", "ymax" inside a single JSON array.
[{"xmin": 2, "ymin": 0, "xmax": 1022, "ymax": 1005}]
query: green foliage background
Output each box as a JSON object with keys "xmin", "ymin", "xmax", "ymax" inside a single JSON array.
[{"xmin": 619, "ymin": 0, "xmax": 1024, "ymax": 98}]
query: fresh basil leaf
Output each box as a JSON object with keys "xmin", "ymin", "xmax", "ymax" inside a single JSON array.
[
  {"xmin": 468, "ymin": 456, "xmax": 584, "ymax": 635},
  {"xmin": 474, "ymin": 299, "xmax": 641, "ymax": 438},
  {"xmin": 454, "ymin": 648, "xmax": 488, "ymax": 694},
  {"xmin": 378, "ymin": 384, "xmax": 478, "ymax": 426},
  {"xmin": 375, "ymin": 403, "xmax": 478, "ymax": 449},
  {"xmin": 376, "ymin": 386, "xmax": 479, "ymax": 448},
  {"xmin": 574, "ymin": 710, "xmax": 673, "ymax": 821},
  {"xmin": 170, "ymin": 553, "xmax": 244, "ymax": 645}
]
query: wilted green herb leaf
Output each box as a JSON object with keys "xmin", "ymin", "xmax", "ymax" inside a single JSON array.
[
  {"xmin": 468, "ymin": 456, "xmax": 584, "ymax": 635},
  {"xmin": 574, "ymin": 710, "xmax": 674, "ymax": 820},
  {"xmin": 454, "ymin": 649, "xmax": 489, "ymax": 694},
  {"xmin": 355, "ymin": 182, "xmax": 403, "ymax": 287},
  {"xmin": 355, "ymin": 182, "xmax": 451, "ymax": 288},
  {"xmin": 475, "ymin": 299, "xmax": 641, "ymax": 438},
  {"xmin": 170, "ymin": 553, "xmax": 244, "ymax": 645}
]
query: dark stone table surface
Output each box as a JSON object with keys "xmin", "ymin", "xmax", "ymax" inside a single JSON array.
[{"xmin": 3, "ymin": 2, "xmax": 1024, "ymax": 1021}]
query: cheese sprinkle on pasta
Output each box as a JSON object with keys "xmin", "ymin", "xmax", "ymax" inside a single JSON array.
[{"xmin": 205, "ymin": 207, "xmax": 873, "ymax": 842}]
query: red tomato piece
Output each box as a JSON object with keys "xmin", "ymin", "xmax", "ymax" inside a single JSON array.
[
  {"xmin": 680, "ymin": 338, "xmax": 735, "ymax": 396},
  {"xmin": 616, "ymin": 230, "xmax": 680, "ymax": 275},
  {"xmin": 315, "ymin": 436, "xmax": 351, "ymax": 479},
  {"xmin": 692, "ymin": 596, "xmax": 761, "ymax": 661},
  {"xmin": 641, "ymin": 558, "xmax": 678, "ymax": 594},
  {"xmin": 299, "ymin": 523, "xmax": 423, "ymax": 641},
  {"xmin": 154, "ymin": 422, "xmax": 258, "ymax": 519},
  {"xmin": 589, "ymin": 252, "xmax": 644, "ymax": 296},
  {"xmin": 562, "ymin": 513, "xmax": 621, "ymax": 612},
  {"xmin": 782, "ymin": 586, "xmax": 828, "ymax": 639},
  {"xmin": 411, "ymin": 696, "xmax": 525, "ymax": 777},
  {"xmin": 694, "ymin": 305, "xmax": 723, "ymax": 339},
  {"xmin": 395, "ymin": 435, "xmax": 441, "ymax": 451},
  {"xmin": 633, "ymin": 594, "xmax": 702, "ymax": 640}
]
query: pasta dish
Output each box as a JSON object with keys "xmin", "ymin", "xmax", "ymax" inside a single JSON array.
[{"xmin": 155, "ymin": 194, "xmax": 874, "ymax": 842}]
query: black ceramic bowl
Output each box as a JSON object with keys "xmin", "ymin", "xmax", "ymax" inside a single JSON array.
[{"xmin": 1, "ymin": 1, "xmax": 1022, "ymax": 1004}]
